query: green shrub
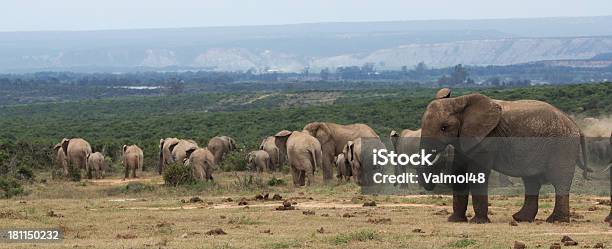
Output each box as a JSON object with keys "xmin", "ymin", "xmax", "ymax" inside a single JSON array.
[
  {"xmin": 15, "ymin": 166, "xmax": 34, "ymax": 181},
  {"xmin": 220, "ymin": 151, "xmax": 248, "ymax": 172},
  {"xmin": 0, "ymin": 177, "xmax": 25, "ymax": 198},
  {"xmin": 68, "ymin": 166, "xmax": 81, "ymax": 182},
  {"xmin": 163, "ymin": 163, "xmax": 195, "ymax": 186},
  {"xmin": 267, "ymin": 177, "xmax": 286, "ymax": 186}
]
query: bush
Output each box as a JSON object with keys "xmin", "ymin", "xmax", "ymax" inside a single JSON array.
[
  {"xmin": 0, "ymin": 177, "xmax": 25, "ymax": 198},
  {"xmin": 15, "ymin": 166, "xmax": 34, "ymax": 181},
  {"xmin": 267, "ymin": 177, "xmax": 286, "ymax": 186},
  {"xmin": 68, "ymin": 166, "xmax": 81, "ymax": 182},
  {"xmin": 220, "ymin": 151, "xmax": 248, "ymax": 172},
  {"xmin": 163, "ymin": 163, "xmax": 195, "ymax": 186}
]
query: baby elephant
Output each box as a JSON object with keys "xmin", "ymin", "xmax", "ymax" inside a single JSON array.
[
  {"xmin": 86, "ymin": 152, "xmax": 105, "ymax": 179},
  {"xmin": 335, "ymin": 153, "xmax": 351, "ymax": 181},
  {"xmin": 123, "ymin": 145, "xmax": 144, "ymax": 179},
  {"xmin": 184, "ymin": 148, "xmax": 216, "ymax": 181},
  {"xmin": 246, "ymin": 150, "xmax": 272, "ymax": 172}
]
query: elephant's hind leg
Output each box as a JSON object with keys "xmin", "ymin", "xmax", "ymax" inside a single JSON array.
[{"xmin": 513, "ymin": 176, "xmax": 541, "ymax": 222}]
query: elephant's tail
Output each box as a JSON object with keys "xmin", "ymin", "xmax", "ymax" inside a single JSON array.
[
  {"xmin": 577, "ymin": 131, "xmax": 592, "ymax": 179},
  {"xmin": 308, "ymin": 149, "xmax": 318, "ymax": 174}
]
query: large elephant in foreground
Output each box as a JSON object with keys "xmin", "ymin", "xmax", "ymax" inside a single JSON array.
[
  {"xmin": 124, "ymin": 145, "xmax": 144, "ymax": 179},
  {"xmin": 303, "ymin": 122, "xmax": 379, "ymax": 182},
  {"xmin": 275, "ymin": 130, "xmax": 322, "ymax": 186},
  {"xmin": 260, "ymin": 136, "xmax": 285, "ymax": 170},
  {"xmin": 184, "ymin": 148, "xmax": 215, "ymax": 181},
  {"xmin": 207, "ymin": 136, "xmax": 237, "ymax": 165},
  {"xmin": 419, "ymin": 90, "xmax": 590, "ymax": 223},
  {"xmin": 158, "ymin": 138, "xmax": 198, "ymax": 174},
  {"xmin": 53, "ymin": 143, "xmax": 68, "ymax": 176},
  {"xmin": 60, "ymin": 138, "xmax": 92, "ymax": 177},
  {"xmin": 86, "ymin": 152, "xmax": 105, "ymax": 179}
]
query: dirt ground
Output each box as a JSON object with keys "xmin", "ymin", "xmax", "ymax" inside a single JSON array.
[{"xmin": 1, "ymin": 171, "xmax": 610, "ymax": 249}]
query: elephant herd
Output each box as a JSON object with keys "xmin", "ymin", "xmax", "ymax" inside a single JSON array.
[
  {"xmin": 53, "ymin": 138, "xmax": 143, "ymax": 179},
  {"xmin": 51, "ymin": 88, "xmax": 611, "ymax": 224}
]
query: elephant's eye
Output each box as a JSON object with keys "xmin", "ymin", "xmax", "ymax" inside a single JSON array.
[{"xmin": 440, "ymin": 124, "xmax": 449, "ymax": 132}]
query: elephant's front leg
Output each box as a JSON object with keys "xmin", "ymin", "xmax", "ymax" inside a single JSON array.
[
  {"xmin": 512, "ymin": 176, "xmax": 541, "ymax": 222},
  {"xmin": 448, "ymin": 182, "xmax": 469, "ymax": 222},
  {"xmin": 469, "ymin": 175, "xmax": 491, "ymax": 224},
  {"xmin": 321, "ymin": 153, "xmax": 334, "ymax": 183}
]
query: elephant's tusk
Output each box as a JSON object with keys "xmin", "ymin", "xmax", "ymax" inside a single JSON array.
[
  {"xmin": 431, "ymin": 153, "xmax": 441, "ymax": 165},
  {"xmin": 603, "ymin": 163, "xmax": 612, "ymax": 173}
]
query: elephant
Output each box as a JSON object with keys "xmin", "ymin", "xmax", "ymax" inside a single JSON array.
[
  {"xmin": 275, "ymin": 130, "xmax": 322, "ymax": 186},
  {"xmin": 123, "ymin": 144, "xmax": 143, "ymax": 179},
  {"xmin": 60, "ymin": 138, "xmax": 92, "ymax": 178},
  {"xmin": 587, "ymin": 139, "xmax": 611, "ymax": 166},
  {"xmin": 303, "ymin": 122, "xmax": 379, "ymax": 182},
  {"xmin": 158, "ymin": 138, "xmax": 198, "ymax": 174},
  {"xmin": 53, "ymin": 143, "xmax": 68, "ymax": 176},
  {"xmin": 343, "ymin": 139, "xmax": 363, "ymax": 185},
  {"xmin": 246, "ymin": 150, "xmax": 272, "ymax": 172},
  {"xmin": 418, "ymin": 89, "xmax": 590, "ymax": 224},
  {"xmin": 207, "ymin": 136, "xmax": 237, "ymax": 165},
  {"xmin": 260, "ymin": 136, "xmax": 285, "ymax": 170},
  {"xmin": 86, "ymin": 152, "xmax": 105, "ymax": 179},
  {"xmin": 335, "ymin": 153, "xmax": 351, "ymax": 181},
  {"xmin": 184, "ymin": 148, "xmax": 215, "ymax": 181}
]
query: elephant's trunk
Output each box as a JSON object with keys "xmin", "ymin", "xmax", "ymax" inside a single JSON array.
[{"xmin": 418, "ymin": 138, "xmax": 446, "ymax": 191}]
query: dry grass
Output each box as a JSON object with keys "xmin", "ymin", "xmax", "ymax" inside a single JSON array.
[{"xmin": 0, "ymin": 171, "xmax": 610, "ymax": 249}]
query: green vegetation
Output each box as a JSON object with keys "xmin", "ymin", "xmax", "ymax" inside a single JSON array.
[
  {"xmin": 447, "ymin": 239, "xmax": 477, "ymax": 248},
  {"xmin": 0, "ymin": 83, "xmax": 610, "ymax": 182},
  {"xmin": 163, "ymin": 163, "xmax": 195, "ymax": 186},
  {"xmin": 333, "ymin": 229, "xmax": 380, "ymax": 245},
  {"xmin": 0, "ymin": 177, "xmax": 24, "ymax": 198}
]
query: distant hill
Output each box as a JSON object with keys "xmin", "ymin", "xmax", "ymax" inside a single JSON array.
[{"xmin": 2, "ymin": 16, "xmax": 612, "ymax": 72}]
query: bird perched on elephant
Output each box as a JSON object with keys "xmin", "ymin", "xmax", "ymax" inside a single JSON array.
[
  {"xmin": 86, "ymin": 152, "xmax": 105, "ymax": 179},
  {"xmin": 334, "ymin": 153, "xmax": 351, "ymax": 181},
  {"xmin": 207, "ymin": 136, "xmax": 237, "ymax": 165},
  {"xmin": 260, "ymin": 136, "xmax": 285, "ymax": 171},
  {"xmin": 53, "ymin": 143, "xmax": 68, "ymax": 176},
  {"xmin": 158, "ymin": 138, "xmax": 198, "ymax": 174},
  {"xmin": 60, "ymin": 138, "xmax": 92, "ymax": 178},
  {"xmin": 246, "ymin": 150, "xmax": 272, "ymax": 172},
  {"xmin": 123, "ymin": 144, "xmax": 143, "ymax": 179},
  {"xmin": 303, "ymin": 122, "xmax": 379, "ymax": 183},
  {"xmin": 184, "ymin": 148, "xmax": 215, "ymax": 181},
  {"xmin": 275, "ymin": 130, "xmax": 322, "ymax": 186},
  {"xmin": 419, "ymin": 88, "xmax": 590, "ymax": 224}
]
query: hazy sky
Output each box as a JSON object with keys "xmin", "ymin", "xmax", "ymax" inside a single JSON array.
[{"xmin": 1, "ymin": 0, "xmax": 611, "ymax": 31}]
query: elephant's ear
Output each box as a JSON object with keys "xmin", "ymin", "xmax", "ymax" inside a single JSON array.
[
  {"xmin": 435, "ymin": 88, "xmax": 452, "ymax": 99},
  {"xmin": 123, "ymin": 145, "xmax": 128, "ymax": 153},
  {"xmin": 304, "ymin": 122, "xmax": 332, "ymax": 144},
  {"xmin": 167, "ymin": 140, "xmax": 180, "ymax": 153},
  {"xmin": 455, "ymin": 94, "xmax": 501, "ymax": 151},
  {"xmin": 61, "ymin": 138, "xmax": 70, "ymax": 156},
  {"xmin": 259, "ymin": 138, "xmax": 267, "ymax": 150},
  {"xmin": 159, "ymin": 139, "xmax": 165, "ymax": 148},
  {"xmin": 185, "ymin": 148, "xmax": 197, "ymax": 159},
  {"xmin": 274, "ymin": 131, "xmax": 292, "ymax": 151},
  {"xmin": 53, "ymin": 143, "xmax": 61, "ymax": 152}
]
